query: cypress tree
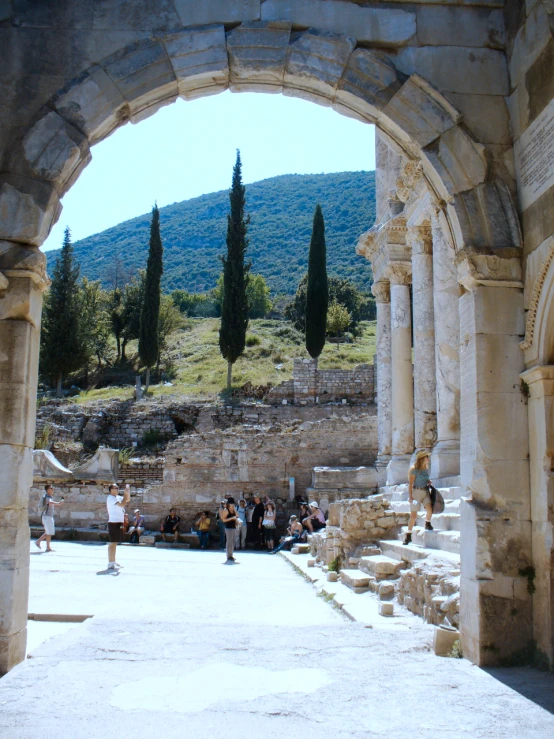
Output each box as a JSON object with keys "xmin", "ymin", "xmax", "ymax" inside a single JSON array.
[
  {"xmin": 139, "ymin": 204, "xmax": 164, "ymax": 390},
  {"xmin": 305, "ymin": 204, "xmax": 328, "ymax": 359},
  {"xmin": 40, "ymin": 227, "xmax": 86, "ymax": 397},
  {"xmin": 219, "ymin": 150, "xmax": 250, "ymax": 391}
]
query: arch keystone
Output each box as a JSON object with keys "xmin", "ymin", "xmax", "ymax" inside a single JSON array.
[
  {"xmin": 163, "ymin": 25, "xmax": 229, "ymax": 100},
  {"xmin": 227, "ymin": 21, "xmax": 291, "ymax": 93}
]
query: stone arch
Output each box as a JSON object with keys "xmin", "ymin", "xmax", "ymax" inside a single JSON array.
[
  {"xmin": 521, "ymin": 238, "xmax": 554, "ymax": 365},
  {"xmin": 0, "ymin": 23, "xmax": 520, "ymax": 259}
]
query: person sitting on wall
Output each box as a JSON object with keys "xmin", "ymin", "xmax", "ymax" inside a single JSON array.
[
  {"xmin": 271, "ymin": 515, "xmax": 306, "ymax": 554},
  {"xmin": 128, "ymin": 509, "xmax": 145, "ymax": 544},
  {"xmin": 303, "ymin": 501, "xmax": 326, "ymax": 534},
  {"xmin": 298, "ymin": 502, "xmax": 311, "ymax": 527},
  {"xmin": 160, "ymin": 508, "xmax": 181, "ymax": 542},
  {"xmin": 195, "ymin": 511, "xmax": 212, "ymax": 549}
]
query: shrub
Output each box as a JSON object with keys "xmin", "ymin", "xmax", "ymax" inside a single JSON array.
[
  {"xmin": 246, "ymin": 334, "xmax": 261, "ymax": 347},
  {"xmin": 35, "ymin": 424, "xmax": 52, "ymax": 450}
]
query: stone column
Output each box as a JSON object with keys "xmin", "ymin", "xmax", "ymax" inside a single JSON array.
[
  {"xmin": 520, "ymin": 365, "xmax": 554, "ymax": 669},
  {"xmin": 430, "ymin": 215, "xmax": 460, "ymax": 479},
  {"xmin": 386, "ymin": 263, "xmax": 414, "ymax": 485},
  {"xmin": 408, "ymin": 225, "xmax": 437, "ymax": 451},
  {"xmin": 371, "ymin": 281, "xmax": 392, "ymax": 485},
  {"xmin": 458, "ymin": 276, "xmax": 531, "ymax": 666},
  {"xmin": 0, "ymin": 243, "xmax": 47, "ymax": 676}
]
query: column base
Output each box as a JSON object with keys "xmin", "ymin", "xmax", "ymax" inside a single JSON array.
[
  {"xmin": 386, "ymin": 455, "xmax": 412, "ymax": 486},
  {"xmin": 430, "ymin": 440, "xmax": 460, "ymax": 479},
  {"xmin": 375, "ymin": 455, "xmax": 390, "ymax": 487},
  {"xmin": 0, "ymin": 628, "xmax": 27, "ymax": 677}
]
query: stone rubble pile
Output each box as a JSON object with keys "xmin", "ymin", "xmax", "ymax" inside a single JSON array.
[{"xmin": 397, "ymin": 559, "xmax": 460, "ymax": 629}]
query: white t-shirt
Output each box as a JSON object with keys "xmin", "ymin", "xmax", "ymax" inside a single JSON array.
[{"xmin": 107, "ymin": 494, "xmax": 125, "ymax": 523}]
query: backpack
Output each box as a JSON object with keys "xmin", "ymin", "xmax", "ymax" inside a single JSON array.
[{"xmin": 41, "ymin": 493, "xmax": 51, "ymax": 517}]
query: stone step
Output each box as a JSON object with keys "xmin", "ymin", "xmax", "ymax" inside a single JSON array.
[
  {"xmin": 379, "ymin": 539, "xmax": 460, "ymax": 566},
  {"xmin": 384, "ymin": 487, "xmax": 463, "ymax": 503},
  {"xmin": 409, "ymin": 526, "xmax": 461, "ymax": 554},
  {"xmin": 388, "ymin": 500, "xmax": 460, "ymax": 515},
  {"xmin": 415, "ymin": 513, "xmax": 460, "ymax": 532},
  {"xmin": 358, "ymin": 554, "xmax": 405, "ymax": 578},
  {"xmin": 291, "ymin": 543, "xmax": 310, "ymax": 554},
  {"xmin": 339, "ymin": 568, "xmax": 372, "ymax": 592}
]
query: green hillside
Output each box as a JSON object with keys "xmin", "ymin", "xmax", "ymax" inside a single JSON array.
[{"xmin": 49, "ymin": 171, "xmax": 375, "ymax": 296}]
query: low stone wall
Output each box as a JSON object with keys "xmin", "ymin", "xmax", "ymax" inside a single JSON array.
[
  {"xmin": 267, "ymin": 358, "xmax": 374, "ymax": 404},
  {"xmin": 397, "ymin": 560, "xmax": 460, "ymax": 629},
  {"xmin": 311, "ymin": 495, "xmax": 409, "ymax": 565}
]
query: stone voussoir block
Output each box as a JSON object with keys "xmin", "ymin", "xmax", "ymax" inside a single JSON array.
[{"xmin": 227, "ymin": 21, "xmax": 292, "ymax": 92}]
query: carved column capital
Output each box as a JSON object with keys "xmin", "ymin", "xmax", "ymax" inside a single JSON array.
[
  {"xmin": 406, "ymin": 224, "xmax": 432, "ymax": 255},
  {"xmin": 455, "ymin": 247, "xmax": 523, "ymax": 292},
  {"xmin": 371, "ymin": 281, "xmax": 390, "ymax": 304},
  {"xmin": 386, "ymin": 262, "xmax": 412, "ymax": 286}
]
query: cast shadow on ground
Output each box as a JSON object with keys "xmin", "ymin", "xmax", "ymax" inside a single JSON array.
[
  {"xmin": 96, "ymin": 569, "xmax": 120, "ymax": 576},
  {"xmin": 484, "ymin": 667, "xmax": 554, "ymax": 715}
]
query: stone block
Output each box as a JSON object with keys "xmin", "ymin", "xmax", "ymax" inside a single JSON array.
[
  {"xmin": 416, "ymin": 7, "xmax": 504, "ymax": 50},
  {"xmin": 460, "ymin": 286, "xmax": 524, "ymax": 338},
  {"xmin": 0, "ymin": 381, "xmax": 36, "ymax": 447},
  {"xmin": 0, "ymin": 627, "xmax": 27, "ymax": 677},
  {"xmin": 172, "ymin": 0, "xmax": 261, "ymax": 26},
  {"xmin": 284, "ymin": 29, "xmax": 356, "ymax": 106},
  {"xmin": 33, "ymin": 450, "xmax": 74, "ymax": 483},
  {"xmin": 227, "ymin": 21, "xmax": 291, "ymax": 92},
  {"xmin": 326, "ymin": 571, "xmax": 338, "ymax": 582},
  {"xmin": 91, "ymin": 0, "xmax": 180, "ymax": 31},
  {"xmin": 307, "ymin": 558, "xmax": 315, "ymax": 568},
  {"xmin": 72, "ymin": 449, "xmax": 119, "ymax": 482},
  {"xmin": 53, "ymin": 64, "xmax": 128, "ymax": 144},
  {"xmin": 0, "ymin": 445, "xmax": 33, "ymax": 507},
  {"xmin": 262, "ymin": 0, "xmax": 415, "ymax": 47},
  {"xmin": 0, "ymin": 176, "xmax": 61, "ymax": 246},
  {"xmin": 18, "ymin": 112, "xmax": 90, "ymax": 194},
  {"xmin": 509, "ymin": 2, "xmax": 551, "ymax": 87},
  {"xmin": 433, "ymin": 625, "xmax": 460, "ymax": 656},
  {"xmin": 0, "ymin": 319, "xmax": 40, "ymax": 386},
  {"xmin": 450, "ymin": 181, "xmax": 521, "ymax": 250},
  {"xmin": 378, "ymin": 582, "xmax": 395, "ymax": 601},
  {"xmin": 446, "ymin": 93, "xmax": 511, "ymax": 146},
  {"xmin": 102, "ymin": 39, "xmax": 178, "ymax": 120},
  {"xmin": 164, "ymin": 25, "xmax": 229, "ymax": 100},
  {"xmin": 381, "ymin": 74, "xmax": 460, "ymax": 150},
  {"xmin": 378, "ymin": 602, "xmax": 394, "ymax": 616},
  {"xmin": 394, "ymin": 46, "xmax": 509, "ymax": 97},
  {"xmin": 422, "ymin": 125, "xmax": 487, "ymax": 197}
]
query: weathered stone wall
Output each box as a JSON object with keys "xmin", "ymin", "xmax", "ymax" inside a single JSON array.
[
  {"xmin": 163, "ymin": 412, "xmax": 377, "ymax": 530},
  {"xmin": 397, "ymin": 559, "xmax": 460, "ymax": 630},
  {"xmin": 267, "ymin": 359, "xmax": 375, "ymax": 404},
  {"xmin": 311, "ymin": 495, "xmax": 408, "ymax": 565}
]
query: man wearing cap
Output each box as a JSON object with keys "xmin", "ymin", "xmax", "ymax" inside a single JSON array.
[
  {"xmin": 128, "ymin": 509, "xmax": 145, "ymax": 544},
  {"xmin": 303, "ymin": 501, "xmax": 326, "ymax": 533},
  {"xmin": 220, "ymin": 497, "xmax": 239, "ymax": 563}
]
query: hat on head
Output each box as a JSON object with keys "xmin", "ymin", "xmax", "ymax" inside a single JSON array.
[
  {"xmin": 289, "ymin": 515, "xmax": 298, "ymax": 521},
  {"xmin": 227, "ymin": 497, "xmax": 236, "ymax": 505},
  {"xmin": 414, "ymin": 449, "xmax": 430, "ymax": 461},
  {"xmin": 309, "ymin": 501, "xmax": 319, "ymax": 509},
  {"xmin": 134, "ymin": 509, "xmax": 140, "ymax": 513}
]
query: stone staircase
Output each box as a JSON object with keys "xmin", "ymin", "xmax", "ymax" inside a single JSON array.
[{"xmin": 336, "ymin": 477, "xmax": 462, "ymax": 627}]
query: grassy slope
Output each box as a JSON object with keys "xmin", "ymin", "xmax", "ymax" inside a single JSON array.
[
  {"xmin": 78, "ymin": 318, "xmax": 376, "ymax": 403},
  {"xmin": 49, "ymin": 171, "xmax": 376, "ymax": 296}
]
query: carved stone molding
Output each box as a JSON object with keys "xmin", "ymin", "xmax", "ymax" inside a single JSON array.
[
  {"xmin": 520, "ymin": 240, "xmax": 554, "ymax": 352},
  {"xmin": 372, "ymin": 281, "xmax": 390, "ymax": 304},
  {"xmin": 396, "ymin": 161, "xmax": 423, "ymax": 204},
  {"xmin": 387, "ymin": 261, "xmax": 412, "ymax": 286},
  {"xmin": 455, "ymin": 248, "xmax": 523, "ymax": 292},
  {"xmin": 0, "ymin": 241, "xmax": 49, "ymax": 288}
]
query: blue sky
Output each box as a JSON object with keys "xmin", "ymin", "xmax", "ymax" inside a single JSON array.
[{"xmin": 43, "ymin": 91, "xmax": 376, "ymax": 252}]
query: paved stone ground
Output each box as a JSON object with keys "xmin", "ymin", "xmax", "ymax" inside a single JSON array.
[{"xmin": 0, "ymin": 542, "xmax": 553, "ymax": 738}]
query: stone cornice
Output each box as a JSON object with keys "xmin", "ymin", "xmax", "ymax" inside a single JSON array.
[{"xmin": 520, "ymin": 240, "xmax": 554, "ymax": 352}]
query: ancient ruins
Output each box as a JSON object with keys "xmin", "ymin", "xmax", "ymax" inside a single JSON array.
[{"xmin": 0, "ymin": 1, "xmax": 553, "ymax": 677}]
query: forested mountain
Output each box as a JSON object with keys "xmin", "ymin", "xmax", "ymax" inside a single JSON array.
[{"xmin": 48, "ymin": 171, "xmax": 375, "ymax": 296}]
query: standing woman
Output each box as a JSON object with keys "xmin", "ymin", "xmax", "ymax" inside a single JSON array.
[
  {"xmin": 403, "ymin": 450, "xmax": 433, "ymax": 545},
  {"xmin": 263, "ymin": 501, "xmax": 277, "ymax": 551},
  {"xmin": 221, "ymin": 497, "xmax": 238, "ymax": 563}
]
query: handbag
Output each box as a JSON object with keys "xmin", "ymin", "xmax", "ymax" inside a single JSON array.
[{"xmin": 428, "ymin": 484, "xmax": 445, "ymax": 514}]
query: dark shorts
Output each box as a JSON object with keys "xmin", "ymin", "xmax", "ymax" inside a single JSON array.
[
  {"xmin": 163, "ymin": 525, "xmax": 178, "ymax": 535},
  {"xmin": 108, "ymin": 522, "xmax": 123, "ymax": 543},
  {"xmin": 312, "ymin": 520, "xmax": 326, "ymax": 532}
]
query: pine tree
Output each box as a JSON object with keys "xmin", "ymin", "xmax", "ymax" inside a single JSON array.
[
  {"xmin": 305, "ymin": 204, "xmax": 329, "ymax": 359},
  {"xmin": 40, "ymin": 227, "xmax": 86, "ymax": 397},
  {"xmin": 219, "ymin": 150, "xmax": 250, "ymax": 391},
  {"xmin": 139, "ymin": 205, "xmax": 163, "ymax": 390}
]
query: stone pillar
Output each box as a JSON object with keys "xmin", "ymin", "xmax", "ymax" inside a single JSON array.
[
  {"xmin": 458, "ymin": 277, "xmax": 531, "ymax": 666},
  {"xmin": 0, "ymin": 242, "xmax": 47, "ymax": 676},
  {"xmin": 430, "ymin": 215, "xmax": 460, "ymax": 479},
  {"xmin": 408, "ymin": 225, "xmax": 437, "ymax": 451},
  {"xmin": 386, "ymin": 263, "xmax": 414, "ymax": 485},
  {"xmin": 372, "ymin": 281, "xmax": 392, "ymax": 485},
  {"xmin": 520, "ymin": 365, "xmax": 554, "ymax": 669}
]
